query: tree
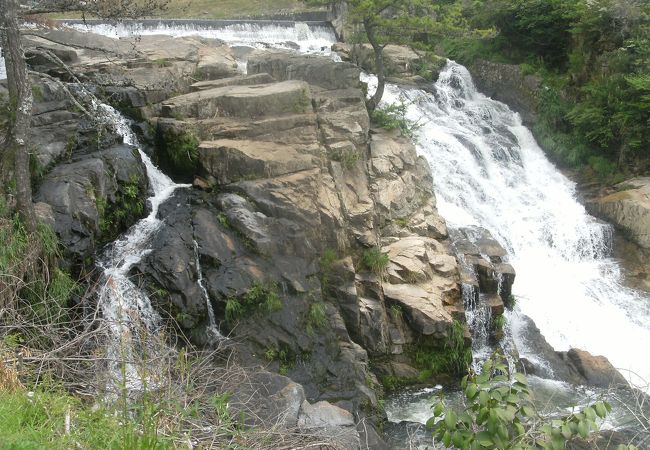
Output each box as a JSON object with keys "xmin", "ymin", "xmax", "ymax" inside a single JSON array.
[
  {"xmin": 1, "ymin": 0, "xmax": 35, "ymax": 230},
  {"xmin": 307, "ymin": 1, "xmax": 440, "ymax": 109},
  {"xmin": 0, "ymin": 0, "xmax": 167, "ymax": 230}
]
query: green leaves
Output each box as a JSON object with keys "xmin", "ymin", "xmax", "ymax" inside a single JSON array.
[
  {"xmin": 429, "ymin": 355, "xmax": 614, "ymax": 450},
  {"xmin": 465, "ymin": 383, "xmax": 479, "ymax": 400}
]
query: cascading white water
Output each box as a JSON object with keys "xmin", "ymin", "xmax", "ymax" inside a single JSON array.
[
  {"xmin": 0, "ymin": 51, "xmax": 6, "ymax": 80},
  {"xmin": 193, "ymin": 239, "xmax": 223, "ymax": 343},
  {"xmin": 95, "ymin": 103, "xmax": 189, "ymax": 389},
  {"xmin": 66, "ymin": 21, "xmax": 337, "ymax": 56},
  {"xmin": 373, "ymin": 62, "xmax": 650, "ymax": 389}
]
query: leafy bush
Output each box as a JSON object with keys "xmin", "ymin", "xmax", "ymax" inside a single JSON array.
[
  {"xmin": 327, "ymin": 145, "xmax": 360, "ymax": 170},
  {"xmin": 504, "ymin": 294, "xmax": 517, "ymax": 310},
  {"xmin": 157, "ymin": 127, "xmax": 200, "ymax": 178},
  {"xmin": 492, "ymin": 315, "xmax": 506, "ymax": 333},
  {"xmin": 428, "ymin": 355, "xmax": 636, "ymax": 450},
  {"xmin": 370, "ymin": 101, "xmax": 421, "ymax": 137},
  {"xmin": 319, "ymin": 248, "xmax": 338, "ymax": 290},
  {"xmin": 96, "ymin": 175, "xmax": 145, "ymax": 242},
  {"xmin": 413, "ymin": 320, "xmax": 471, "ymax": 379}
]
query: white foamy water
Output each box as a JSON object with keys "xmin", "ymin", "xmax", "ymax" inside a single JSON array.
[
  {"xmin": 95, "ymin": 103, "xmax": 189, "ymax": 389},
  {"xmin": 67, "ymin": 21, "xmax": 337, "ymax": 56},
  {"xmin": 369, "ymin": 63, "xmax": 650, "ymax": 389},
  {"xmin": 193, "ymin": 239, "xmax": 223, "ymax": 343},
  {"xmin": 0, "ymin": 51, "xmax": 6, "ymax": 80}
]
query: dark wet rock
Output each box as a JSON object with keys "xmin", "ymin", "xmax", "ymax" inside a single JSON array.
[
  {"xmin": 515, "ymin": 315, "xmax": 628, "ymax": 389},
  {"xmin": 515, "ymin": 314, "xmax": 585, "ymax": 384},
  {"xmin": 135, "ymin": 190, "xmax": 208, "ymax": 329},
  {"xmin": 35, "ymin": 144, "xmax": 147, "ymax": 264}
]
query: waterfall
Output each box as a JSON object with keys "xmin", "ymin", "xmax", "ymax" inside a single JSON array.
[
  {"xmin": 95, "ymin": 103, "xmax": 190, "ymax": 390},
  {"xmin": 65, "ymin": 20, "xmax": 337, "ymax": 56},
  {"xmin": 374, "ymin": 62, "xmax": 650, "ymax": 389}
]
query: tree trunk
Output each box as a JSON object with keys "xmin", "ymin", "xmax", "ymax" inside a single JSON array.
[
  {"xmin": 1, "ymin": 0, "xmax": 36, "ymax": 230},
  {"xmin": 364, "ymin": 18, "xmax": 385, "ymax": 112}
]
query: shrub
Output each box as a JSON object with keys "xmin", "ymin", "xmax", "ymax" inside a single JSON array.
[
  {"xmin": 157, "ymin": 127, "xmax": 200, "ymax": 178},
  {"xmin": 96, "ymin": 175, "xmax": 145, "ymax": 242},
  {"xmin": 319, "ymin": 248, "xmax": 338, "ymax": 289},
  {"xmin": 327, "ymin": 145, "xmax": 360, "ymax": 170},
  {"xmin": 370, "ymin": 101, "xmax": 422, "ymax": 137},
  {"xmin": 492, "ymin": 314, "xmax": 506, "ymax": 333},
  {"xmin": 225, "ymin": 298, "xmax": 243, "ymax": 324},
  {"xmin": 413, "ymin": 320, "xmax": 471, "ymax": 379},
  {"xmin": 428, "ymin": 355, "xmax": 636, "ymax": 450},
  {"xmin": 504, "ymin": 294, "xmax": 517, "ymax": 310}
]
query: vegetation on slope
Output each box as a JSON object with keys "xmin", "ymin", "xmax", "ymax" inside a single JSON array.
[{"xmin": 433, "ymin": 0, "xmax": 650, "ymax": 182}]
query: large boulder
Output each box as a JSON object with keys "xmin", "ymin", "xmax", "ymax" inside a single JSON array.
[
  {"xmin": 564, "ymin": 348, "xmax": 628, "ymax": 388},
  {"xmin": 586, "ymin": 178, "xmax": 650, "ymax": 250},
  {"xmin": 383, "ymin": 283, "xmax": 454, "ymax": 337}
]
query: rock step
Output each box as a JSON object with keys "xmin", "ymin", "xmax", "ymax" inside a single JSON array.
[
  {"xmin": 198, "ymin": 139, "xmax": 318, "ymax": 185},
  {"xmin": 190, "ymin": 73, "xmax": 275, "ymax": 92},
  {"xmin": 161, "ymin": 80, "xmax": 312, "ymax": 120},
  {"xmin": 383, "ymin": 283, "xmax": 453, "ymax": 337},
  {"xmin": 248, "ymin": 50, "xmax": 361, "ymax": 91}
]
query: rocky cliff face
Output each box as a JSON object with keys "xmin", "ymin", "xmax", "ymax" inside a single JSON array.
[
  {"xmin": 142, "ymin": 49, "xmax": 470, "ymax": 405},
  {"xmin": 10, "ymin": 30, "xmax": 474, "ymax": 445},
  {"xmin": 469, "ymin": 60, "xmax": 542, "ymax": 127}
]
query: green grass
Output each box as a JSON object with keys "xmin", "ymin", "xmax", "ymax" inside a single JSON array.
[
  {"xmin": 0, "ymin": 388, "xmax": 172, "ymax": 449},
  {"xmin": 306, "ymin": 302, "xmax": 327, "ymax": 335},
  {"xmin": 224, "ymin": 282, "xmax": 283, "ymax": 325},
  {"xmin": 411, "ymin": 320, "xmax": 471, "ymax": 380},
  {"xmin": 360, "ymin": 247, "xmax": 390, "ymax": 275}
]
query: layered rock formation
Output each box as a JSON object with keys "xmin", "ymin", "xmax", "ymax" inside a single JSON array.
[
  {"xmin": 8, "ymin": 30, "xmax": 476, "ymax": 446},
  {"xmin": 139, "ymin": 49, "xmax": 469, "ymax": 408}
]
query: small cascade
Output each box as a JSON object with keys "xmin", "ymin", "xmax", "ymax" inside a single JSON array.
[
  {"xmin": 95, "ymin": 103, "xmax": 189, "ymax": 390},
  {"xmin": 192, "ymin": 239, "xmax": 224, "ymax": 343},
  {"xmin": 66, "ymin": 20, "xmax": 337, "ymax": 56},
  {"xmin": 451, "ymin": 227, "xmax": 515, "ymax": 370},
  {"xmin": 0, "ymin": 49, "xmax": 6, "ymax": 80}
]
